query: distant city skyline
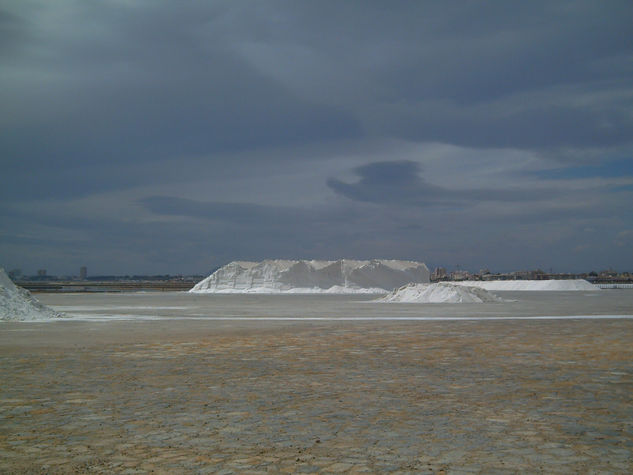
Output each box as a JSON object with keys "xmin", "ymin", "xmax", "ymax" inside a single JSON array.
[
  {"xmin": 1, "ymin": 1, "xmax": 632, "ymax": 275},
  {"xmin": 5, "ymin": 263, "xmax": 631, "ymax": 280}
]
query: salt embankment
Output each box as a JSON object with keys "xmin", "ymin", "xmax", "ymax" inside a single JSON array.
[
  {"xmin": 0, "ymin": 269, "xmax": 63, "ymax": 321},
  {"xmin": 377, "ymin": 282, "xmax": 504, "ymax": 303},
  {"xmin": 190, "ymin": 259, "xmax": 430, "ymax": 294},
  {"xmin": 450, "ymin": 279, "xmax": 599, "ymax": 291}
]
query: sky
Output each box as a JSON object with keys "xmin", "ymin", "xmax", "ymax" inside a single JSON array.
[{"xmin": 1, "ymin": 0, "xmax": 632, "ymax": 275}]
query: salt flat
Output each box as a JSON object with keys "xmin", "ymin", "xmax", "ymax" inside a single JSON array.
[
  {"xmin": 31, "ymin": 288, "xmax": 633, "ymax": 321},
  {"xmin": 1, "ymin": 292, "xmax": 632, "ymax": 473}
]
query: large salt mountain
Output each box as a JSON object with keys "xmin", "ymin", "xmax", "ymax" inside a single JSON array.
[
  {"xmin": 190, "ymin": 259, "xmax": 430, "ymax": 293},
  {"xmin": 0, "ymin": 268, "xmax": 63, "ymax": 321}
]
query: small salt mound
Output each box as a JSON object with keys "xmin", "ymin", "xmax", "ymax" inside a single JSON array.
[
  {"xmin": 377, "ymin": 282, "xmax": 504, "ymax": 303},
  {"xmin": 451, "ymin": 279, "xmax": 598, "ymax": 291},
  {"xmin": 0, "ymin": 269, "xmax": 63, "ymax": 321}
]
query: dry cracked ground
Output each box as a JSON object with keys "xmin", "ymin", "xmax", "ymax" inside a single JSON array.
[{"xmin": 1, "ymin": 319, "xmax": 632, "ymax": 473}]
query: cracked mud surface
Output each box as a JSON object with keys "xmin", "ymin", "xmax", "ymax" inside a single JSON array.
[{"xmin": 1, "ymin": 295, "xmax": 633, "ymax": 473}]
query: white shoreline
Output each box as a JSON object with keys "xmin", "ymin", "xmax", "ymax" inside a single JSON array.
[{"xmin": 6, "ymin": 314, "xmax": 633, "ymax": 323}]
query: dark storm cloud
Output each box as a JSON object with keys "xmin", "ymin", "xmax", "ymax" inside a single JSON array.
[
  {"xmin": 328, "ymin": 161, "xmax": 446, "ymax": 205},
  {"xmin": 0, "ymin": 0, "xmax": 360, "ymax": 200},
  {"xmin": 328, "ymin": 161, "xmax": 557, "ymax": 206},
  {"xmin": 2, "ymin": 1, "xmax": 631, "ymax": 167},
  {"xmin": 231, "ymin": 0, "xmax": 633, "ymax": 150}
]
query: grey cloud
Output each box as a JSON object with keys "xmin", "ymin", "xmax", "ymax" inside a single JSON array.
[
  {"xmin": 0, "ymin": 8, "xmax": 24, "ymax": 56},
  {"xmin": 374, "ymin": 101, "xmax": 633, "ymax": 151},
  {"xmin": 327, "ymin": 161, "xmax": 446, "ymax": 206},
  {"xmin": 2, "ymin": 1, "xmax": 632, "ymax": 274},
  {"xmin": 0, "ymin": 1, "xmax": 361, "ymax": 201},
  {"xmin": 230, "ymin": 0, "xmax": 633, "ymax": 151},
  {"xmin": 1, "ymin": 195, "xmax": 392, "ymax": 274},
  {"xmin": 328, "ymin": 161, "xmax": 557, "ymax": 206},
  {"xmin": 141, "ymin": 196, "xmax": 336, "ymax": 225},
  {"xmin": 139, "ymin": 196, "xmax": 366, "ymax": 235},
  {"xmin": 2, "ymin": 184, "xmax": 632, "ymax": 274},
  {"xmin": 2, "ymin": 1, "xmax": 631, "ymax": 166}
]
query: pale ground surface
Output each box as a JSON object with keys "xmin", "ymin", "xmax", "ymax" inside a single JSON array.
[{"xmin": 1, "ymin": 291, "xmax": 633, "ymax": 473}]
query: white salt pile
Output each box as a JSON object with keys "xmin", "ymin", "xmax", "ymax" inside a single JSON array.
[
  {"xmin": 451, "ymin": 279, "xmax": 598, "ymax": 291},
  {"xmin": 190, "ymin": 259, "xmax": 430, "ymax": 294},
  {"xmin": 0, "ymin": 268, "xmax": 63, "ymax": 321},
  {"xmin": 377, "ymin": 282, "xmax": 504, "ymax": 303}
]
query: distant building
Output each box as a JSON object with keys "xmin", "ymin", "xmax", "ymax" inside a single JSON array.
[
  {"xmin": 599, "ymin": 269, "xmax": 618, "ymax": 278},
  {"xmin": 37, "ymin": 269, "xmax": 47, "ymax": 277},
  {"xmin": 80, "ymin": 266, "xmax": 87, "ymax": 280},
  {"xmin": 450, "ymin": 270, "xmax": 472, "ymax": 281},
  {"xmin": 431, "ymin": 267, "xmax": 448, "ymax": 281},
  {"xmin": 512, "ymin": 269, "xmax": 546, "ymax": 280}
]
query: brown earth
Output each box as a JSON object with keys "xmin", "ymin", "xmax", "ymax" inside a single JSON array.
[{"xmin": 1, "ymin": 319, "xmax": 632, "ymax": 473}]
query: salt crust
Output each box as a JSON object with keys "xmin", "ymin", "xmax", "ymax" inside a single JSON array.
[
  {"xmin": 191, "ymin": 259, "xmax": 430, "ymax": 294},
  {"xmin": 378, "ymin": 282, "xmax": 504, "ymax": 303},
  {"xmin": 0, "ymin": 268, "xmax": 63, "ymax": 321},
  {"xmin": 450, "ymin": 279, "xmax": 599, "ymax": 291}
]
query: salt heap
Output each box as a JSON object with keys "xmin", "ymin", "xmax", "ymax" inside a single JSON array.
[
  {"xmin": 451, "ymin": 279, "xmax": 598, "ymax": 291},
  {"xmin": 190, "ymin": 259, "xmax": 430, "ymax": 294},
  {"xmin": 0, "ymin": 268, "xmax": 63, "ymax": 321},
  {"xmin": 378, "ymin": 282, "xmax": 504, "ymax": 303}
]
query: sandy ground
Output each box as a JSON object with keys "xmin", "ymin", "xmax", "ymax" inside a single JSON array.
[{"xmin": 1, "ymin": 293, "xmax": 633, "ymax": 473}]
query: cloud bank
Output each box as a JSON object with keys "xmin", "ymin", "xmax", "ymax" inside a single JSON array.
[{"xmin": 1, "ymin": 1, "xmax": 632, "ymax": 274}]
